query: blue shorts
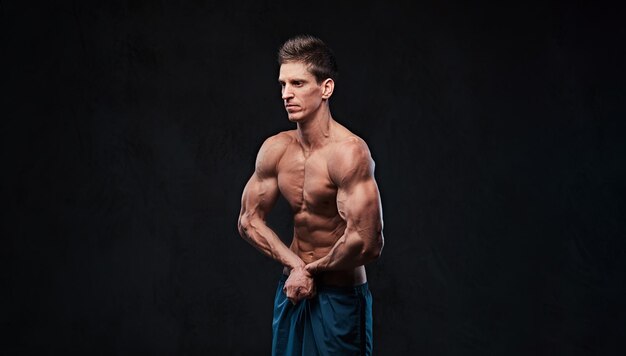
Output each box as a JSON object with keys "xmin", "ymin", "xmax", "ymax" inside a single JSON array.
[{"xmin": 272, "ymin": 274, "xmax": 373, "ymax": 356}]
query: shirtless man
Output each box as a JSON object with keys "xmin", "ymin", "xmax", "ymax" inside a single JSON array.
[{"xmin": 237, "ymin": 35, "xmax": 384, "ymax": 355}]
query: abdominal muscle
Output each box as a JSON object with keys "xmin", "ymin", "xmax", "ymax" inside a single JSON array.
[{"xmin": 282, "ymin": 213, "xmax": 367, "ymax": 286}]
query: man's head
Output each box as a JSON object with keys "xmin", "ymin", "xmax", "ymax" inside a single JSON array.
[
  {"xmin": 278, "ymin": 35, "xmax": 338, "ymax": 83},
  {"xmin": 278, "ymin": 35, "xmax": 338, "ymax": 122}
]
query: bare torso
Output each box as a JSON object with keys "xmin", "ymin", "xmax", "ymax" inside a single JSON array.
[{"xmin": 276, "ymin": 124, "xmax": 367, "ymax": 286}]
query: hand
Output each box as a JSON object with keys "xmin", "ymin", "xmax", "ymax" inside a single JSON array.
[
  {"xmin": 283, "ymin": 266, "xmax": 316, "ymax": 304},
  {"xmin": 304, "ymin": 262, "xmax": 319, "ymax": 275}
]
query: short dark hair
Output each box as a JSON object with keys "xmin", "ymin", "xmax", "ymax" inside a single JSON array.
[{"xmin": 278, "ymin": 35, "xmax": 338, "ymax": 83}]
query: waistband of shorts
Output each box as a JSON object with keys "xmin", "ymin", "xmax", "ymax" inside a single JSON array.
[{"xmin": 279, "ymin": 273, "xmax": 369, "ymax": 294}]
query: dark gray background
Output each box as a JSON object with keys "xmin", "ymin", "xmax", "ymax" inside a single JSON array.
[{"xmin": 2, "ymin": 0, "xmax": 625, "ymax": 355}]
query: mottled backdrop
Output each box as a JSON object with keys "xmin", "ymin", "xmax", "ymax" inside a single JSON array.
[{"xmin": 2, "ymin": 1, "xmax": 625, "ymax": 355}]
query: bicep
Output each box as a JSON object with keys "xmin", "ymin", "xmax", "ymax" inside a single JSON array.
[
  {"xmin": 240, "ymin": 134, "xmax": 288, "ymax": 220},
  {"xmin": 337, "ymin": 177, "xmax": 383, "ymax": 233},
  {"xmin": 241, "ymin": 172, "xmax": 280, "ymax": 220}
]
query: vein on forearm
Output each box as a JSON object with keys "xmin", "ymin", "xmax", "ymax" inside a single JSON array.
[
  {"xmin": 313, "ymin": 224, "xmax": 381, "ymax": 271},
  {"xmin": 240, "ymin": 213, "xmax": 303, "ymax": 269}
]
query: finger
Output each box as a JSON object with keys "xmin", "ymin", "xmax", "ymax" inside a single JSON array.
[
  {"xmin": 288, "ymin": 287, "xmax": 301, "ymax": 300},
  {"xmin": 298, "ymin": 288, "xmax": 310, "ymax": 299},
  {"xmin": 305, "ymin": 264, "xmax": 316, "ymax": 275},
  {"xmin": 289, "ymin": 293, "xmax": 300, "ymax": 304}
]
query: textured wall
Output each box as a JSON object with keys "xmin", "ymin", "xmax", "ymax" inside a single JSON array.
[{"xmin": 3, "ymin": 1, "xmax": 625, "ymax": 354}]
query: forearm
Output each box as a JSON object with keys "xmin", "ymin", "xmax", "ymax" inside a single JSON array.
[
  {"xmin": 306, "ymin": 229, "xmax": 383, "ymax": 273},
  {"xmin": 238, "ymin": 215, "xmax": 304, "ymax": 270}
]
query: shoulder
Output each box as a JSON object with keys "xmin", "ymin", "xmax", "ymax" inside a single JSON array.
[
  {"xmin": 331, "ymin": 122, "xmax": 371, "ymax": 160},
  {"xmin": 328, "ymin": 135, "xmax": 375, "ymax": 185},
  {"xmin": 255, "ymin": 131, "xmax": 295, "ymax": 176},
  {"xmin": 259, "ymin": 130, "xmax": 295, "ymax": 152},
  {"xmin": 336, "ymin": 135, "xmax": 371, "ymax": 159}
]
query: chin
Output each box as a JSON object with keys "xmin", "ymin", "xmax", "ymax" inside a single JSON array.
[{"xmin": 287, "ymin": 113, "xmax": 303, "ymax": 122}]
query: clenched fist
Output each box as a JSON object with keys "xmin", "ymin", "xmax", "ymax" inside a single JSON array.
[{"xmin": 283, "ymin": 266, "xmax": 316, "ymax": 304}]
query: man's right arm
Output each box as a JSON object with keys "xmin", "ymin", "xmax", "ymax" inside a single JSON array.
[{"xmin": 237, "ymin": 134, "xmax": 304, "ymax": 270}]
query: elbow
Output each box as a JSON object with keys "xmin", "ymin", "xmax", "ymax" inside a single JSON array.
[
  {"xmin": 237, "ymin": 214, "xmax": 250, "ymax": 238},
  {"xmin": 362, "ymin": 232, "xmax": 384, "ymax": 262}
]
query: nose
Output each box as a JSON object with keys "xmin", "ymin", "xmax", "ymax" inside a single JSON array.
[{"xmin": 281, "ymin": 85, "xmax": 294, "ymax": 100}]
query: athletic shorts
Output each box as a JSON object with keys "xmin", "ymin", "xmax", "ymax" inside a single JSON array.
[{"xmin": 272, "ymin": 274, "xmax": 373, "ymax": 356}]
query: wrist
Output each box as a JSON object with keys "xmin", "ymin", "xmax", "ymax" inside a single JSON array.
[
  {"xmin": 288, "ymin": 262, "xmax": 306, "ymax": 272},
  {"xmin": 288, "ymin": 264, "xmax": 314, "ymax": 278},
  {"xmin": 304, "ymin": 263, "xmax": 318, "ymax": 275}
]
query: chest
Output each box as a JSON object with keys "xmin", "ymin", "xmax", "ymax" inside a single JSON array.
[{"xmin": 276, "ymin": 148, "xmax": 337, "ymax": 212}]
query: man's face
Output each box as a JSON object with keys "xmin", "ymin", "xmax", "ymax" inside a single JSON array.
[{"xmin": 278, "ymin": 61, "xmax": 324, "ymax": 122}]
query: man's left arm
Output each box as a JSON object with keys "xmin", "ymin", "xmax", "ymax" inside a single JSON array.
[{"xmin": 306, "ymin": 138, "xmax": 384, "ymax": 274}]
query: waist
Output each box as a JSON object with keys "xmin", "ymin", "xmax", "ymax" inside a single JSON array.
[
  {"xmin": 282, "ymin": 265, "xmax": 367, "ymax": 287},
  {"xmin": 279, "ymin": 273, "xmax": 369, "ymax": 294}
]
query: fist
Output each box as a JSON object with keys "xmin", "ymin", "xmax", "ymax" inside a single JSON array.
[{"xmin": 283, "ymin": 266, "xmax": 316, "ymax": 304}]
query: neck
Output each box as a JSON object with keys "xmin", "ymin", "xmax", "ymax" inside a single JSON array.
[{"xmin": 296, "ymin": 105, "xmax": 333, "ymax": 151}]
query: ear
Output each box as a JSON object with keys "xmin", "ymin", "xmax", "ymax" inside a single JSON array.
[{"xmin": 321, "ymin": 78, "xmax": 335, "ymax": 99}]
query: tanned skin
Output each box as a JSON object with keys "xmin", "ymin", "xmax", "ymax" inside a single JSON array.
[{"xmin": 238, "ymin": 61, "xmax": 384, "ymax": 304}]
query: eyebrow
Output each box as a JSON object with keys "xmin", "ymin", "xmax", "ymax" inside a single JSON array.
[{"xmin": 278, "ymin": 78, "xmax": 308, "ymax": 84}]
